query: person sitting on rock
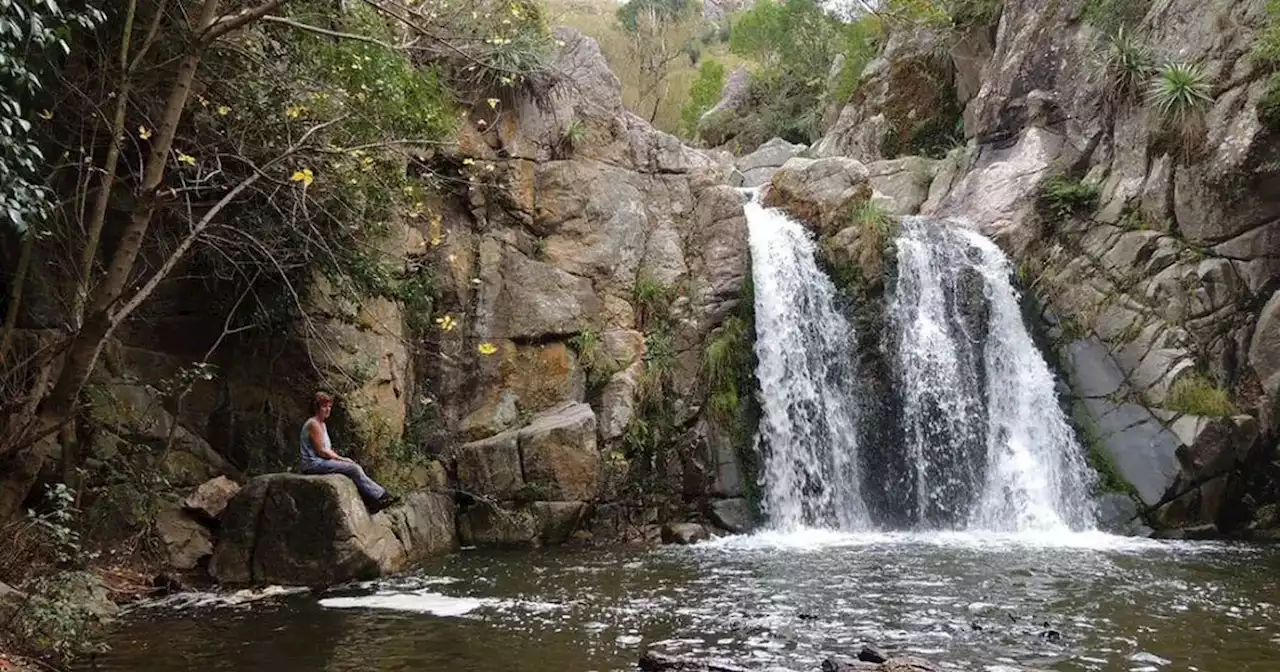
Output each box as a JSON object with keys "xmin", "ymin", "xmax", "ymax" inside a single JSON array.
[{"xmin": 300, "ymin": 391, "xmax": 400, "ymax": 513}]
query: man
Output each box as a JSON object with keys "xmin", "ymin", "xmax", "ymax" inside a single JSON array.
[{"xmin": 300, "ymin": 391, "xmax": 400, "ymax": 513}]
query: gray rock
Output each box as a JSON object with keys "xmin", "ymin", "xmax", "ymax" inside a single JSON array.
[
  {"xmin": 155, "ymin": 504, "xmax": 214, "ymax": 571},
  {"xmin": 737, "ymin": 137, "xmax": 808, "ymax": 187},
  {"xmin": 531, "ymin": 501, "xmax": 588, "ymax": 544},
  {"xmin": 183, "ymin": 475, "xmax": 240, "ymax": 522},
  {"xmin": 1080, "ymin": 399, "xmax": 1182, "ymax": 507},
  {"xmin": 1094, "ymin": 493, "xmax": 1141, "ymax": 535},
  {"xmin": 498, "ymin": 250, "xmax": 601, "ymax": 339},
  {"xmin": 1064, "ymin": 338, "xmax": 1127, "ymax": 398},
  {"xmin": 599, "ymin": 364, "xmax": 641, "ymax": 441},
  {"xmin": 709, "ymin": 498, "xmax": 756, "ymax": 534},
  {"xmin": 866, "ymin": 157, "xmax": 938, "ymax": 216},
  {"xmin": 765, "ymin": 157, "xmax": 871, "ymax": 234},
  {"xmin": 382, "ymin": 490, "xmax": 458, "ymax": 559},
  {"xmin": 1250, "ymin": 290, "xmax": 1280, "ymax": 397},
  {"xmin": 0, "ymin": 581, "xmax": 26, "ymax": 625},
  {"xmin": 661, "ymin": 523, "xmax": 711, "ymax": 545},
  {"xmin": 518, "ymin": 402, "xmax": 600, "ymax": 501},
  {"xmin": 210, "ymin": 474, "xmax": 406, "ymax": 587},
  {"xmin": 454, "ymin": 431, "xmax": 524, "ymax": 500},
  {"xmin": 457, "ymin": 501, "xmax": 539, "ymax": 548}
]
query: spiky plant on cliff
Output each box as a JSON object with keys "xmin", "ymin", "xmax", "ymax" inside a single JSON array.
[
  {"xmin": 1147, "ymin": 60, "xmax": 1214, "ymax": 147},
  {"xmin": 1101, "ymin": 26, "xmax": 1153, "ymax": 103}
]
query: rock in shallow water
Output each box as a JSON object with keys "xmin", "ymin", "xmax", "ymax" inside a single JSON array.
[
  {"xmin": 638, "ymin": 652, "xmax": 750, "ymax": 672},
  {"xmin": 661, "ymin": 523, "xmax": 710, "ymax": 545}
]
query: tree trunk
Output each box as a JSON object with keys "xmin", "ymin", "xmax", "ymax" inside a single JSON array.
[{"xmin": 0, "ymin": 231, "xmax": 35, "ymax": 364}]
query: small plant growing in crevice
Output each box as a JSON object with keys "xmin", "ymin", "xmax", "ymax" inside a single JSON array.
[
  {"xmin": 1259, "ymin": 73, "xmax": 1280, "ymax": 130},
  {"xmin": 1040, "ymin": 176, "xmax": 1101, "ymax": 220},
  {"xmin": 1147, "ymin": 60, "xmax": 1214, "ymax": 148},
  {"xmin": 634, "ymin": 275, "xmax": 678, "ymax": 332},
  {"xmin": 1163, "ymin": 373, "xmax": 1237, "ymax": 416},
  {"xmin": 569, "ymin": 329, "xmax": 621, "ymax": 392},
  {"xmin": 851, "ymin": 199, "xmax": 898, "ymax": 279},
  {"xmin": 702, "ymin": 315, "xmax": 755, "ymax": 424},
  {"xmin": 1100, "ymin": 26, "xmax": 1153, "ymax": 104}
]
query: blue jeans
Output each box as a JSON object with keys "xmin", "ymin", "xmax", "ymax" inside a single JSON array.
[{"xmin": 301, "ymin": 459, "xmax": 387, "ymax": 501}]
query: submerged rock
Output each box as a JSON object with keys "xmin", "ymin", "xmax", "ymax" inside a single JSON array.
[
  {"xmin": 708, "ymin": 498, "xmax": 756, "ymax": 534},
  {"xmin": 638, "ymin": 652, "xmax": 751, "ymax": 672},
  {"xmin": 661, "ymin": 523, "xmax": 711, "ymax": 545}
]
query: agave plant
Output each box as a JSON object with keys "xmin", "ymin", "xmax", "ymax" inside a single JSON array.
[
  {"xmin": 1102, "ymin": 27, "xmax": 1153, "ymax": 102},
  {"xmin": 1147, "ymin": 60, "xmax": 1214, "ymax": 128}
]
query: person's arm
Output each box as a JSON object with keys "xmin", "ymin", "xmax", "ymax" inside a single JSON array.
[{"xmin": 308, "ymin": 421, "xmax": 345, "ymax": 461}]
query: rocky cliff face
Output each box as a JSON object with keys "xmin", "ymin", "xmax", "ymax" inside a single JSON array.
[{"xmin": 806, "ymin": 0, "xmax": 1280, "ymax": 538}]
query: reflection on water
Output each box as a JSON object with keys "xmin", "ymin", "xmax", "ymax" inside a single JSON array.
[{"xmin": 93, "ymin": 532, "xmax": 1280, "ymax": 672}]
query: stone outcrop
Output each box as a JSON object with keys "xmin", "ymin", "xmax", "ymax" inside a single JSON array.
[
  {"xmin": 209, "ymin": 474, "xmax": 457, "ymax": 586},
  {"xmin": 764, "ymin": 157, "xmax": 872, "ymax": 234},
  {"xmin": 736, "ymin": 137, "xmax": 808, "ymax": 188},
  {"xmin": 155, "ymin": 503, "xmax": 214, "ymax": 571},
  {"xmin": 183, "ymin": 475, "xmax": 240, "ymax": 522}
]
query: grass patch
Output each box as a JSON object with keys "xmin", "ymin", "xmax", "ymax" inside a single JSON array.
[
  {"xmin": 1040, "ymin": 176, "xmax": 1101, "ymax": 220},
  {"xmin": 1164, "ymin": 373, "xmax": 1238, "ymax": 416},
  {"xmin": 1260, "ymin": 73, "xmax": 1280, "ymax": 129},
  {"xmin": 1082, "ymin": 0, "xmax": 1153, "ymax": 34}
]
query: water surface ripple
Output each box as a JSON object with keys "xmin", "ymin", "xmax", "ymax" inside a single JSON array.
[{"xmin": 100, "ymin": 532, "xmax": 1280, "ymax": 672}]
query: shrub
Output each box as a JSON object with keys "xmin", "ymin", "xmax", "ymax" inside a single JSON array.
[
  {"xmin": 1147, "ymin": 60, "xmax": 1214, "ymax": 139},
  {"xmin": 1100, "ymin": 26, "xmax": 1153, "ymax": 103},
  {"xmin": 1164, "ymin": 374, "xmax": 1237, "ymax": 417},
  {"xmin": 679, "ymin": 59, "xmax": 727, "ymax": 138},
  {"xmin": 703, "ymin": 315, "xmax": 755, "ymax": 423},
  {"xmin": 1040, "ymin": 176, "xmax": 1100, "ymax": 219}
]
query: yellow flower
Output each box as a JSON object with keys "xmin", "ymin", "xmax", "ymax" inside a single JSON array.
[
  {"xmin": 291, "ymin": 168, "xmax": 315, "ymax": 187},
  {"xmin": 477, "ymin": 343, "xmax": 498, "ymax": 356},
  {"xmin": 486, "ymin": 98, "xmax": 500, "ymax": 109},
  {"xmin": 447, "ymin": 253, "xmax": 457, "ymax": 263},
  {"xmin": 176, "ymin": 151, "xmax": 196, "ymax": 166},
  {"xmin": 434, "ymin": 314, "xmax": 458, "ymax": 332},
  {"xmin": 461, "ymin": 158, "xmax": 475, "ymax": 166},
  {"xmin": 138, "ymin": 126, "xmax": 152, "ymax": 140},
  {"xmin": 285, "ymin": 104, "xmax": 306, "ymax": 119},
  {"xmin": 217, "ymin": 105, "xmax": 231, "ymax": 116},
  {"xmin": 430, "ymin": 234, "xmax": 443, "ymax": 246},
  {"xmin": 38, "ymin": 109, "xmax": 53, "ymax": 120},
  {"xmin": 471, "ymin": 278, "xmax": 483, "ymax": 285}
]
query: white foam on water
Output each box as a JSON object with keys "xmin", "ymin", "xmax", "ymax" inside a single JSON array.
[
  {"xmin": 319, "ymin": 591, "xmax": 490, "ymax": 616},
  {"xmin": 125, "ymin": 585, "xmax": 310, "ymax": 612},
  {"xmin": 694, "ymin": 526, "xmax": 1226, "ymax": 555}
]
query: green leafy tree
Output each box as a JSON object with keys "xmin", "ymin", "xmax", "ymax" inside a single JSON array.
[{"xmin": 679, "ymin": 58, "xmax": 726, "ymax": 138}]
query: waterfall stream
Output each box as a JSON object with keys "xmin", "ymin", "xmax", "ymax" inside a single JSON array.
[
  {"xmin": 745, "ymin": 195, "xmax": 869, "ymax": 530},
  {"xmin": 744, "ymin": 200, "xmax": 1096, "ymax": 533}
]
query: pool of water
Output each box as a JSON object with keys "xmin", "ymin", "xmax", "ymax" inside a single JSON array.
[{"xmin": 95, "ymin": 530, "xmax": 1280, "ymax": 672}]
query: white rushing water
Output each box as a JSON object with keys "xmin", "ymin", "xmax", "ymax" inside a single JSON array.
[
  {"xmin": 891, "ymin": 217, "xmax": 1095, "ymax": 532},
  {"xmin": 745, "ymin": 195, "xmax": 869, "ymax": 530},
  {"xmin": 745, "ymin": 198, "xmax": 1096, "ymax": 535}
]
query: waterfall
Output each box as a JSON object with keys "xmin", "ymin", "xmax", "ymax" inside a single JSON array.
[
  {"xmin": 744, "ymin": 198, "xmax": 1096, "ymax": 534},
  {"xmin": 888, "ymin": 217, "xmax": 1096, "ymax": 532},
  {"xmin": 745, "ymin": 196, "xmax": 869, "ymax": 531}
]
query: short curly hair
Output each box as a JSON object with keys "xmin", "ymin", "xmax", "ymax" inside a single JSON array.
[{"xmin": 313, "ymin": 391, "xmax": 334, "ymax": 413}]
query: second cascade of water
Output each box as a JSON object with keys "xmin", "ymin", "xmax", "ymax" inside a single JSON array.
[
  {"xmin": 890, "ymin": 217, "xmax": 1096, "ymax": 532},
  {"xmin": 744, "ymin": 195, "xmax": 1096, "ymax": 534}
]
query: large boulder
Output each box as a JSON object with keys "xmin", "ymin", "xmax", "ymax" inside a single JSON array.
[
  {"xmin": 737, "ymin": 137, "xmax": 808, "ymax": 188},
  {"xmin": 708, "ymin": 498, "xmax": 756, "ymax": 534},
  {"xmin": 210, "ymin": 474, "xmax": 425, "ymax": 587},
  {"xmin": 382, "ymin": 490, "xmax": 459, "ymax": 559},
  {"xmin": 765, "ymin": 157, "xmax": 872, "ymax": 234},
  {"xmin": 519, "ymin": 402, "xmax": 600, "ymax": 501},
  {"xmin": 155, "ymin": 504, "xmax": 214, "ymax": 571}
]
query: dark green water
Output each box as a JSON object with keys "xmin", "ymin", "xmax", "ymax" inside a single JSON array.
[{"xmin": 92, "ymin": 531, "xmax": 1280, "ymax": 672}]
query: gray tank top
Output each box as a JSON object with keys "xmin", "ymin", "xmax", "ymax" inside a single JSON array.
[{"xmin": 299, "ymin": 417, "xmax": 329, "ymax": 466}]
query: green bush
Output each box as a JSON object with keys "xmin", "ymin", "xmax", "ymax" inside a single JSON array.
[
  {"xmin": 1164, "ymin": 374, "xmax": 1237, "ymax": 417},
  {"xmin": 1040, "ymin": 176, "xmax": 1101, "ymax": 219},
  {"xmin": 569, "ymin": 329, "xmax": 622, "ymax": 391},
  {"xmin": 679, "ymin": 59, "xmax": 727, "ymax": 138}
]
